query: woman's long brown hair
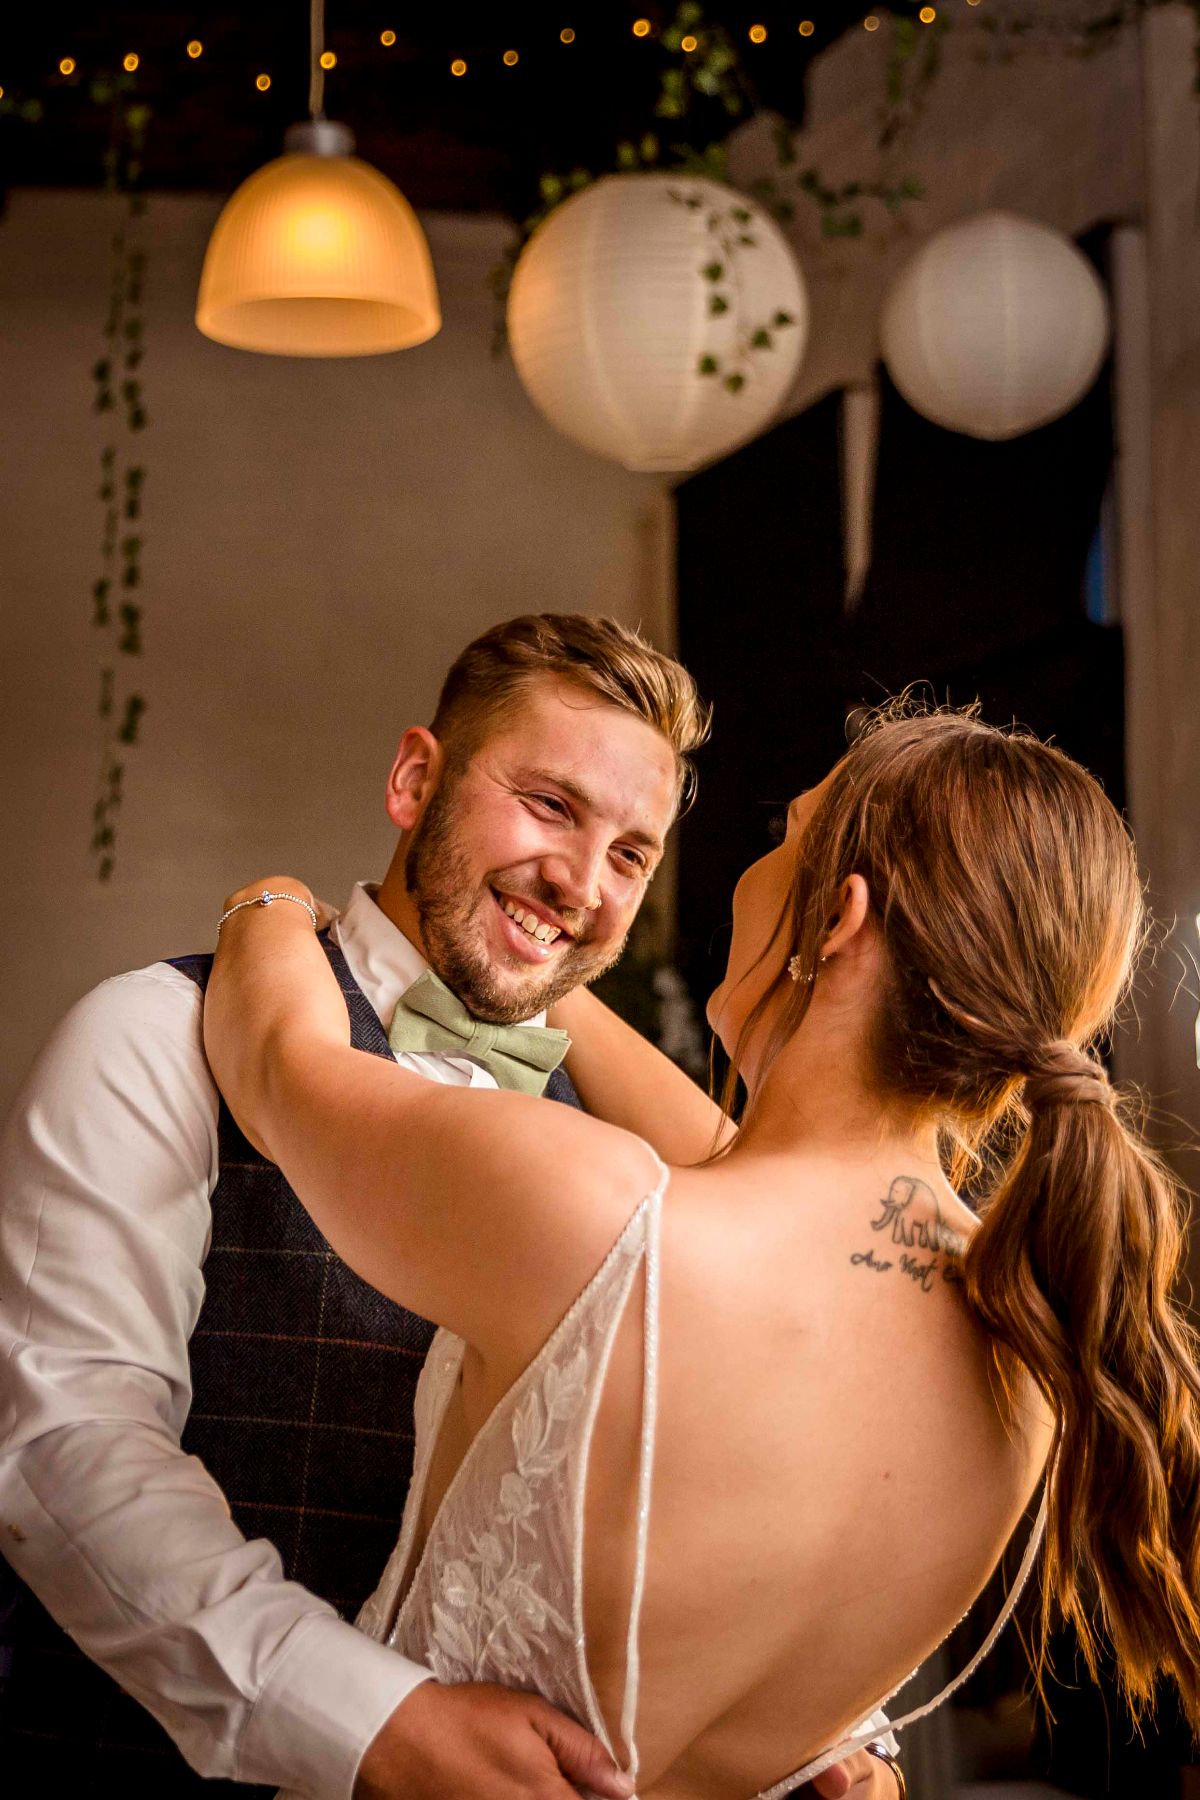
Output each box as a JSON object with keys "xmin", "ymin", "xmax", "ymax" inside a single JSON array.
[{"xmin": 724, "ymin": 703, "xmax": 1200, "ymax": 1728}]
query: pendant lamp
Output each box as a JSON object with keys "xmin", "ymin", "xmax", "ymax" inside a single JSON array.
[{"xmin": 195, "ymin": 1, "xmax": 440, "ymax": 356}]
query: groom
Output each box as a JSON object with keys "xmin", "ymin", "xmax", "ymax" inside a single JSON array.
[{"xmin": 0, "ymin": 612, "xmax": 897, "ymax": 1798}]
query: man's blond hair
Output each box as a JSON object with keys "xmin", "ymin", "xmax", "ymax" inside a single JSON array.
[{"xmin": 431, "ymin": 613, "xmax": 711, "ymax": 807}]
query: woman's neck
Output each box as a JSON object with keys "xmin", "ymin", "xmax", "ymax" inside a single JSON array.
[{"xmin": 732, "ymin": 1010, "xmax": 945, "ymax": 1183}]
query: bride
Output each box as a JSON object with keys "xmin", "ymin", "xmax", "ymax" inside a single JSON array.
[{"xmin": 204, "ymin": 705, "xmax": 1200, "ymax": 1798}]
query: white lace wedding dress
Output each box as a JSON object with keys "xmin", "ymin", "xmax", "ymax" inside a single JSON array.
[{"xmin": 353, "ymin": 1152, "xmax": 1046, "ymax": 1797}]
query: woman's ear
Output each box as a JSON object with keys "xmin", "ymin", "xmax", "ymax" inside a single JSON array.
[
  {"xmin": 820, "ymin": 873, "xmax": 871, "ymax": 961},
  {"xmin": 384, "ymin": 727, "xmax": 444, "ymax": 833}
]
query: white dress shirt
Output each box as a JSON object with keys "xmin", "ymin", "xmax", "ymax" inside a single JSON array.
[{"xmin": 0, "ymin": 884, "xmax": 514, "ymax": 1797}]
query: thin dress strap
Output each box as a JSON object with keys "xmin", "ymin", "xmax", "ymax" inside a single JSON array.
[
  {"xmin": 753, "ymin": 1483, "xmax": 1050, "ymax": 1798},
  {"xmin": 618, "ymin": 1167, "xmax": 664, "ymax": 1784}
]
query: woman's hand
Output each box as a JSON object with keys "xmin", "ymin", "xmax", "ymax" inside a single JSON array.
[{"xmin": 205, "ymin": 877, "xmax": 350, "ymax": 1159}]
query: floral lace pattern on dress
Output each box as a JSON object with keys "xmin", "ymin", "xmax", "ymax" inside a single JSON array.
[{"xmin": 357, "ymin": 1179, "xmax": 662, "ymax": 1762}]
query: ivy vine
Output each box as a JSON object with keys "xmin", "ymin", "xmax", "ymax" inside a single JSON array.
[
  {"xmin": 89, "ymin": 76, "xmax": 151, "ymax": 882},
  {"xmin": 490, "ymin": 1, "xmax": 930, "ymax": 359}
]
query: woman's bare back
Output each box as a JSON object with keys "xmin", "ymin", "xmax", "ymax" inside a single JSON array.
[{"xmin": 369, "ymin": 1149, "xmax": 1050, "ymax": 1798}]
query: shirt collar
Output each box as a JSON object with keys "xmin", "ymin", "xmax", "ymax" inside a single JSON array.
[{"xmin": 330, "ymin": 881, "xmax": 548, "ymax": 1029}]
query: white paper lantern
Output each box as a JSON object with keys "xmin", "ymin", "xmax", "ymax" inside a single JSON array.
[
  {"xmin": 507, "ymin": 173, "xmax": 808, "ymax": 472},
  {"xmin": 880, "ymin": 211, "xmax": 1110, "ymax": 441}
]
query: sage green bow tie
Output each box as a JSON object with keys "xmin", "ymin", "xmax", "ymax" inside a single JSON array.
[{"xmin": 387, "ymin": 969, "xmax": 571, "ymax": 1097}]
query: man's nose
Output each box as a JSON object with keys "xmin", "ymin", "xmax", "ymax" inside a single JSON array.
[{"xmin": 540, "ymin": 845, "xmax": 606, "ymax": 916}]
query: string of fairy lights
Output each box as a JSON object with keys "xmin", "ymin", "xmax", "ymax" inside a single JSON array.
[{"xmin": 0, "ymin": 6, "xmax": 986, "ymax": 103}]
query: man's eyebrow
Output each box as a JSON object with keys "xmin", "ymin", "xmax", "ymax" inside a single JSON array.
[{"xmin": 520, "ymin": 767, "xmax": 664, "ymax": 855}]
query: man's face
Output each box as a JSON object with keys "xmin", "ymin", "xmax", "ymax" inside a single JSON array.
[{"xmin": 404, "ymin": 679, "xmax": 680, "ymax": 1023}]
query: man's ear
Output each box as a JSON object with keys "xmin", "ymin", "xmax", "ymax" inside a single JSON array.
[
  {"xmin": 820, "ymin": 873, "xmax": 872, "ymax": 961},
  {"xmin": 385, "ymin": 728, "xmax": 445, "ymax": 833}
]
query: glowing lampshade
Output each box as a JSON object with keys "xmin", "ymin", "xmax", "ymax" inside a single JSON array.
[
  {"xmin": 196, "ymin": 121, "xmax": 440, "ymax": 356},
  {"xmin": 507, "ymin": 173, "xmax": 808, "ymax": 472},
  {"xmin": 880, "ymin": 211, "xmax": 1109, "ymax": 440}
]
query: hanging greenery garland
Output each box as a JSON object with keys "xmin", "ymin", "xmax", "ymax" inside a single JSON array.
[{"xmin": 88, "ymin": 73, "xmax": 150, "ymax": 882}]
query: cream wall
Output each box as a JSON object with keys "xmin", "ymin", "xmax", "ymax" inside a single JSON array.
[{"xmin": 0, "ymin": 192, "xmax": 669, "ymax": 1112}]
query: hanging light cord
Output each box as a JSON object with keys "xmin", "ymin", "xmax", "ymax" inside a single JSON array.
[{"xmin": 310, "ymin": 0, "xmax": 326, "ymax": 119}]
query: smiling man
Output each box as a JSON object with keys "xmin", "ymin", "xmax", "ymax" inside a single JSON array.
[{"xmin": 0, "ymin": 615, "xmax": 705, "ymax": 1800}]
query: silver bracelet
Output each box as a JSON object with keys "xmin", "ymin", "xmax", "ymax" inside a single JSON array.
[{"xmin": 216, "ymin": 889, "xmax": 318, "ymax": 933}]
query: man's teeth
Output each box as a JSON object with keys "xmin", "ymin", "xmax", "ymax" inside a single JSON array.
[{"xmin": 501, "ymin": 898, "xmax": 562, "ymax": 943}]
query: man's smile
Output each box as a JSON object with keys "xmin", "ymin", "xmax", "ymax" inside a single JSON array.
[{"xmin": 489, "ymin": 887, "xmax": 576, "ymax": 963}]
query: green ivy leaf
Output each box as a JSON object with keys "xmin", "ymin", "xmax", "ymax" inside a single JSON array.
[
  {"xmin": 702, "ymin": 261, "xmax": 724, "ymax": 281},
  {"xmin": 698, "ymin": 354, "xmax": 719, "ymax": 375},
  {"xmin": 772, "ymin": 310, "xmax": 795, "ymax": 328},
  {"xmin": 117, "ymin": 695, "xmax": 146, "ymax": 744},
  {"xmin": 708, "ymin": 294, "xmax": 729, "ymax": 315},
  {"xmin": 724, "ymin": 372, "xmax": 746, "ymax": 393},
  {"xmin": 751, "ymin": 328, "xmax": 772, "ymax": 349},
  {"xmin": 617, "ymin": 141, "xmax": 638, "ymax": 169},
  {"xmin": 732, "ymin": 206, "xmax": 752, "ymax": 223}
]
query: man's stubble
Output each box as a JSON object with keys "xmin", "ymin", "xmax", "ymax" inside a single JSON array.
[{"xmin": 404, "ymin": 774, "xmax": 626, "ymax": 1024}]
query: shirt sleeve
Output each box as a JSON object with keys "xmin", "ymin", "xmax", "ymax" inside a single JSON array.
[{"xmin": 0, "ymin": 966, "xmax": 432, "ymax": 1797}]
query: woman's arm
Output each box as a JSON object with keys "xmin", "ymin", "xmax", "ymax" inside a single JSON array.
[
  {"xmin": 548, "ymin": 985, "xmax": 735, "ymax": 1164},
  {"xmin": 204, "ymin": 881, "xmax": 652, "ymax": 1358}
]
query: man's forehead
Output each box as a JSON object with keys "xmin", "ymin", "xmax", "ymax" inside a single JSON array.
[{"xmin": 484, "ymin": 688, "xmax": 678, "ymax": 833}]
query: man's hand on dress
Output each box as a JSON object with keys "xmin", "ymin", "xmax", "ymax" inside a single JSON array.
[
  {"xmin": 354, "ymin": 1680, "xmax": 635, "ymax": 1800},
  {"xmin": 807, "ymin": 1748, "xmax": 903, "ymax": 1798}
]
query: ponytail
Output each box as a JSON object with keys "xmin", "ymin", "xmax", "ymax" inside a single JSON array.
[{"xmin": 964, "ymin": 1067, "xmax": 1200, "ymax": 1727}]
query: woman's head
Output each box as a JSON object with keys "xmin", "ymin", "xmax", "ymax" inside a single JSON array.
[
  {"xmin": 712, "ymin": 705, "xmax": 1143, "ymax": 1131},
  {"xmin": 713, "ymin": 702, "xmax": 1200, "ymax": 1729}
]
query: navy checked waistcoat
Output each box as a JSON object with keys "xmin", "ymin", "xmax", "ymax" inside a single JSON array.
[{"xmin": 0, "ymin": 938, "xmax": 581, "ymax": 1794}]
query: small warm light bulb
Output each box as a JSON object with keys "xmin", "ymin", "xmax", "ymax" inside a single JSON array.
[
  {"xmin": 864, "ymin": 13, "xmax": 881, "ymax": 29},
  {"xmin": 319, "ymin": 50, "xmax": 336, "ymax": 69},
  {"xmin": 503, "ymin": 48, "xmax": 519, "ymax": 65},
  {"xmin": 632, "ymin": 17, "xmax": 651, "ymax": 35},
  {"xmin": 123, "ymin": 52, "xmax": 140, "ymax": 72},
  {"xmin": 0, "ymin": 85, "xmax": 5, "ymax": 99},
  {"xmin": 799, "ymin": 19, "xmax": 815, "ymax": 34},
  {"xmin": 381, "ymin": 29, "xmax": 397, "ymax": 46},
  {"xmin": 680, "ymin": 32, "xmax": 698, "ymax": 51},
  {"xmin": 918, "ymin": 4, "xmax": 936, "ymax": 20},
  {"xmin": 187, "ymin": 39, "xmax": 203, "ymax": 58},
  {"xmin": 450, "ymin": 57, "xmax": 467, "ymax": 75},
  {"xmin": 59, "ymin": 56, "xmax": 77, "ymax": 75},
  {"xmin": 749, "ymin": 23, "xmax": 767, "ymax": 42},
  {"xmin": 560, "ymin": 27, "xmax": 576, "ymax": 44},
  {"xmin": 255, "ymin": 72, "xmax": 271, "ymax": 90}
]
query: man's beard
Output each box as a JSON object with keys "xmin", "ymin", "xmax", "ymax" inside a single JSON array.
[{"xmin": 404, "ymin": 776, "xmax": 626, "ymax": 1024}]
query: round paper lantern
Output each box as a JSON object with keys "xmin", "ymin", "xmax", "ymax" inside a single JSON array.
[
  {"xmin": 507, "ymin": 173, "xmax": 808, "ymax": 471},
  {"xmin": 196, "ymin": 121, "xmax": 440, "ymax": 357},
  {"xmin": 880, "ymin": 211, "xmax": 1109, "ymax": 440}
]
